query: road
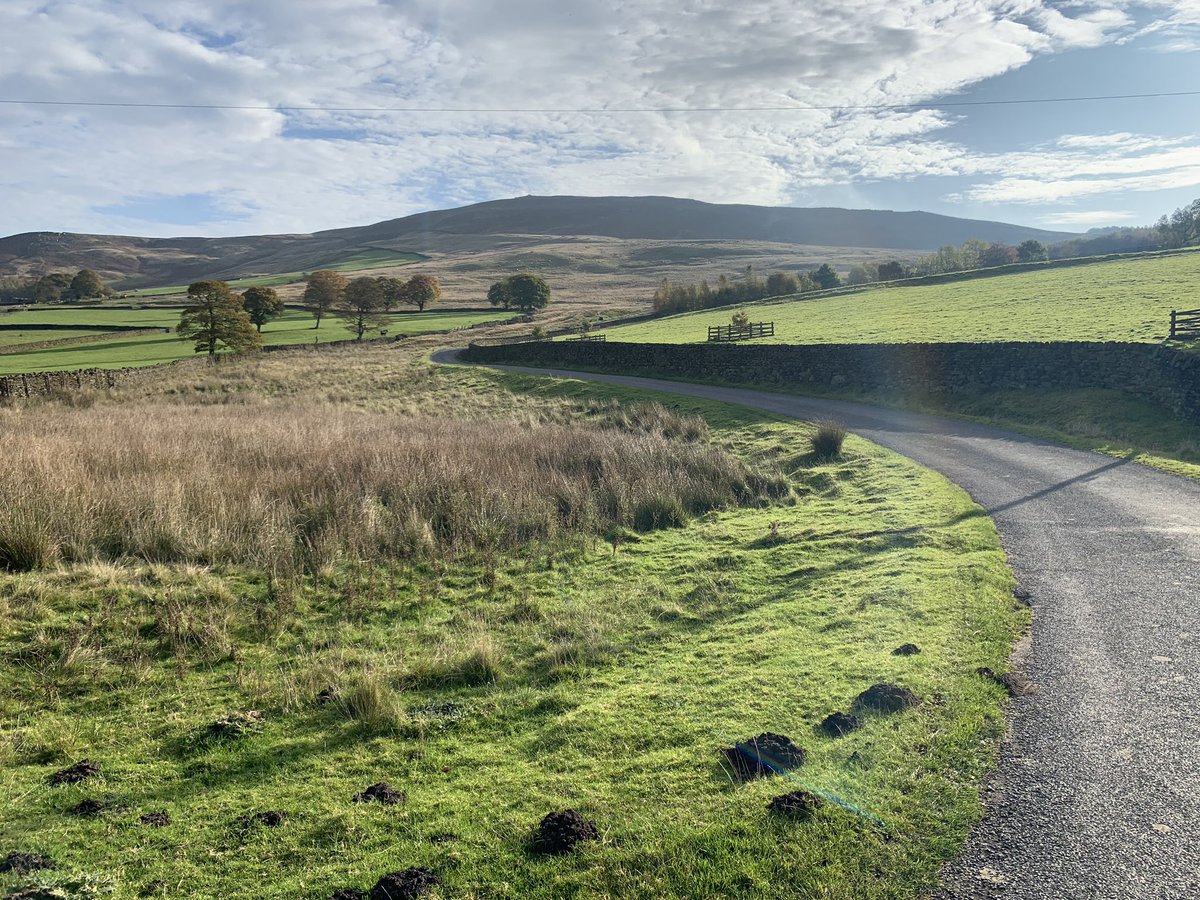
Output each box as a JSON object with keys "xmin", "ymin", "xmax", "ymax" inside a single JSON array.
[{"xmin": 440, "ymin": 352, "xmax": 1200, "ymax": 899}]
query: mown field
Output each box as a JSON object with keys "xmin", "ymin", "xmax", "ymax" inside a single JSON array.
[
  {"xmin": 120, "ymin": 250, "xmax": 426, "ymax": 296},
  {"xmin": 603, "ymin": 250, "xmax": 1200, "ymax": 345},
  {"xmin": 0, "ymin": 307, "xmax": 509, "ymax": 374},
  {"xmin": 0, "ymin": 342, "xmax": 1023, "ymax": 899}
]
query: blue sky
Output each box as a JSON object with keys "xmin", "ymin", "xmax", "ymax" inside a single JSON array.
[{"xmin": 0, "ymin": 0, "xmax": 1198, "ymax": 238}]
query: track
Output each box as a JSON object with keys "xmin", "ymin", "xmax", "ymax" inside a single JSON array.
[{"xmin": 439, "ymin": 352, "xmax": 1200, "ymax": 899}]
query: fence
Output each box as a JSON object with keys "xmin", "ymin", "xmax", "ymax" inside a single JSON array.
[
  {"xmin": 707, "ymin": 321, "xmax": 775, "ymax": 342},
  {"xmin": 1170, "ymin": 308, "xmax": 1200, "ymax": 340},
  {"xmin": 563, "ymin": 333, "xmax": 606, "ymax": 342}
]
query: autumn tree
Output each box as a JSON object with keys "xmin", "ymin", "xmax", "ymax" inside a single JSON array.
[
  {"xmin": 70, "ymin": 269, "xmax": 105, "ymax": 299},
  {"xmin": 765, "ymin": 272, "xmax": 800, "ymax": 296},
  {"xmin": 377, "ymin": 276, "xmax": 407, "ymax": 312},
  {"xmin": 981, "ymin": 242, "xmax": 1018, "ymax": 267},
  {"xmin": 177, "ymin": 280, "xmax": 261, "ymax": 359},
  {"xmin": 303, "ymin": 269, "xmax": 347, "ymax": 329},
  {"xmin": 339, "ymin": 276, "xmax": 387, "ymax": 340},
  {"xmin": 241, "ymin": 285, "xmax": 285, "ymax": 332},
  {"xmin": 404, "ymin": 274, "xmax": 441, "ymax": 312}
]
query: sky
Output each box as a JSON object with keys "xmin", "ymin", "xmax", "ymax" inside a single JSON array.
[{"xmin": 1, "ymin": 0, "xmax": 1198, "ymax": 238}]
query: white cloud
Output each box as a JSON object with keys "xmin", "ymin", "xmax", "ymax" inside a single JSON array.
[{"xmin": 0, "ymin": 0, "xmax": 1194, "ymax": 236}]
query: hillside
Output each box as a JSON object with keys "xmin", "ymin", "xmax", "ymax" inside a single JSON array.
[
  {"xmin": 601, "ymin": 249, "xmax": 1200, "ymax": 345},
  {"xmin": 0, "ymin": 196, "xmax": 1076, "ymax": 288}
]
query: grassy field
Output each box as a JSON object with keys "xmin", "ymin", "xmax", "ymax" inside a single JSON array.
[
  {"xmin": 0, "ymin": 308, "xmax": 509, "ymax": 374},
  {"xmin": 603, "ymin": 250, "xmax": 1200, "ymax": 345},
  {"xmin": 0, "ymin": 343, "xmax": 1023, "ymax": 899},
  {"xmin": 120, "ymin": 250, "xmax": 426, "ymax": 296}
]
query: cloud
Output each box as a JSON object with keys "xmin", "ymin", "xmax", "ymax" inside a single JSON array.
[{"xmin": 0, "ymin": 0, "xmax": 1194, "ymax": 236}]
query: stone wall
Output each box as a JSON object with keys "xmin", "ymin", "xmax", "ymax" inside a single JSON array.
[
  {"xmin": 463, "ymin": 340, "xmax": 1200, "ymax": 424},
  {"xmin": 0, "ymin": 367, "xmax": 128, "ymax": 400}
]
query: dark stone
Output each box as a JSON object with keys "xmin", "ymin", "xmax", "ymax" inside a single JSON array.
[
  {"xmin": 48, "ymin": 759, "xmax": 100, "ymax": 785},
  {"xmin": 237, "ymin": 810, "xmax": 286, "ymax": 829},
  {"xmin": 531, "ymin": 809, "xmax": 600, "ymax": 854},
  {"xmin": 139, "ymin": 810, "xmax": 171, "ymax": 827},
  {"xmin": 767, "ymin": 790, "xmax": 825, "ymax": 821},
  {"xmin": 369, "ymin": 867, "xmax": 441, "ymax": 900},
  {"xmin": 818, "ymin": 711, "xmax": 861, "ymax": 738},
  {"xmin": 353, "ymin": 782, "xmax": 405, "ymax": 806},
  {"xmin": 0, "ymin": 851, "xmax": 55, "ymax": 875},
  {"xmin": 721, "ymin": 732, "xmax": 807, "ymax": 779},
  {"xmin": 1013, "ymin": 588, "xmax": 1033, "ymax": 607},
  {"xmin": 892, "ymin": 643, "xmax": 921, "ymax": 656},
  {"xmin": 69, "ymin": 798, "xmax": 105, "ymax": 818},
  {"xmin": 853, "ymin": 683, "xmax": 920, "ymax": 713}
]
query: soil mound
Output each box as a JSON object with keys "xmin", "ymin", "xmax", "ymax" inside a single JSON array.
[
  {"xmin": 531, "ymin": 809, "xmax": 600, "ymax": 854},
  {"xmin": 818, "ymin": 711, "xmax": 861, "ymax": 737},
  {"xmin": 722, "ymin": 732, "xmax": 806, "ymax": 779},
  {"xmin": 369, "ymin": 867, "xmax": 441, "ymax": 900},
  {"xmin": 353, "ymin": 782, "xmax": 406, "ymax": 806},
  {"xmin": 768, "ymin": 790, "xmax": 825, "ymax": 821},
  {"xmin": 237, "ymin": 810, "xmax": 286, "ymax": 829},
  {"xmin": 892, "ymin": 643, "xmax": 921, "ymax": 656},
  {"xmin": 330, "ymin": 890, "xmax": 367, "ymax": 900},
  {"xmin": 48, "ymin": 759, "xmax": 100, "ymax": 785},
  {"xmin": 976, "ymin": 666, "xmax": 1029, "ymax": 697},
  {"xmin": 139, "ymin": 811, "xmax": 171, "ymax": 827},
  {"xmin": 853, "ymin": 683, "xmax": 919, "ymax": 713},
  {"xmin": 69, "ymin": 799, "xmax": 105, "ymax": 818},
  {"xmin": 6, "ymin": 888, "xmax": 68, "ymax": 900},
  {"xmin": 0, "ymin": 852, "xmax": 55, "ymax": 875}
]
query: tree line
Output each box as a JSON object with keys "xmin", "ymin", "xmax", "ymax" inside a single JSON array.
[
  {"xmin": 302, "ymin": 271, "xmax": 442, "ymax": 338},
  {"xmin": 0, "ymin": 268, "xmax": 108, "ymax": 303}
]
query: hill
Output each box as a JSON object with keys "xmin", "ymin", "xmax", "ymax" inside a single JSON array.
[{"xmin": 0, "ymin": 196, "xmax": 1076, "ymax": 288}]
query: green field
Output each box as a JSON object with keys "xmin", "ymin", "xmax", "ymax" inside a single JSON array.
[
  {"xmin": 120, "ymin": 250, "xmax": 426, "ymax": 296},
  {"xmin": 0, "ymin": 308, "xmax": 508, "ymax": 374},
  {"xmin": 0, "ymin": 349, "xmax": 1022, "ymax": 899},
  {"xmin": 604, "ymin": 250, "xmax": 1200, "ymax": 345}
]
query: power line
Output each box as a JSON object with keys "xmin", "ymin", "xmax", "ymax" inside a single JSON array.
[{"xmin": 1, "ymin": 89, "xmax": 1199, "ymax": 114}]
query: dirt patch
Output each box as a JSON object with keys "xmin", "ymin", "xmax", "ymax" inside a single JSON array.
[
  {"xmin": 139, "ymin": 811, "xmax": 171, "ymax": 827},
  {"xmin": 48, "ymin": 759, "xmax": 100, "ymax": 785},
  {"xmin": 721, "ymin": 732, "xmax": 807, "ymax": 779},
  {"xmin": 206, "ymin": 710, "xmax": 263, "ymax": 739},
  {"xmin": 68, "ymin": 798, "xmax": 106, "ymax": 818},
  {"xmin": 237, "ymin": 810, "xmax": 286, "ymax": 829},
  {"xmin": 6, "ymin": 888, "xmax": 68, "ymax": 900},
  {"xmin": 531, "ymin": 809, "xmax": 600, "ymax": 854},
  {"xmin": 369, "ymin": 867, "xmax": 442, "ymax": 900},
  {"xmin": 853, "ymin": 683, "xmax": 920, "ymax": 713},
  {"xmin": 353, "ymin": 782, "xmax": 406, "ymax": 806},
  {"xmin": 892, "ymin": 643, "xmax": 921, "ymax": 656},
  {"xmin": 976, "ymin": 666, "xmax": 1032, "ymax": 697},
  {"xmin": 429, "ymin": 832, "xmax": 457, "ymax": 844},
  {"xmin": 330, "ymin": 890, "xmax": 367, "ymax": 900},
  {"xmin": 1013, "ymin": 588, "xmax": 1033, "ymax": 607},
  {"xmin": 818, "ymin": 711, "xmax": 861, "ymax": 738},
  {"xmin": 768, "ymin": 790, "xmax": 825, "ymax": 821},
  {"xmin": 316, "ymin": 686, "xmax": 338, "ymax": 706},
  {"xmin": 0, "ymin": 852, "xmax": 55, "ymax": 875}
]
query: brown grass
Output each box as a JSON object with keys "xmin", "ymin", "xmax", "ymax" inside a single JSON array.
[{"xmin": 0, "ymin": 391, "xmax": 782, "ymax": 574}]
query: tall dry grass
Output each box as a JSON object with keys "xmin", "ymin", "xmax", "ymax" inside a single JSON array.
[{"xmin": 0, "ymin": 399, "xmax": 783, "ymax": 573}]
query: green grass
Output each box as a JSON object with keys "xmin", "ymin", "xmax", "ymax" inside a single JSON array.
[
  {"xmin": 605, "ymin": 250, "xmax": 1200, "ymax": 345},
  {"xmin": 0, "ymin": 329, "xmax": 107, "ymax": 348},
  {"xmin": 0, "ymin": 309, "xmax": 509, "ymax": 374},
  {"xmin": 0, "ymin": 360, "xmax": 1023, "ymax": 899},
  {"xmin": 120, "ymin": 250, "xmax": 425, "ymax": 296}
]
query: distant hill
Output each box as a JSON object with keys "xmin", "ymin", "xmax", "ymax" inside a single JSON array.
[{"xmin": 0, "ymin": 195, "xmax": 1078, "ymax": 288}]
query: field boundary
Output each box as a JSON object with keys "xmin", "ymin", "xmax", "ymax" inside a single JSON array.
[{"xmin": 463, "ymin": 339, "xmax": 1200, "ymax": 425}]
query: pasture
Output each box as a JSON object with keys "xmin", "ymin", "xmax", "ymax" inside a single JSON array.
[
  {"xmin": 0, "ymin": 343, "xmax": 1022, "ymax": 899},
  {"xmin": 603, "ymin": 250, "xmax": 1200, "ymax": 345}
]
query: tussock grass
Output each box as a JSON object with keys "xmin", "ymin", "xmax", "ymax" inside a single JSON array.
[{"xmin": 811, "ymin": 421, "xmax": 848, "ymax": 459}]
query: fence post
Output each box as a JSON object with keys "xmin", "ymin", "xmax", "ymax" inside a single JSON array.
[{"xmin": 1171, "ymin": 310, "xmax": 1177, "ymax": 340}]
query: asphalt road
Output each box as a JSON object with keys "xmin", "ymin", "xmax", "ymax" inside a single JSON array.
[{"xmin": 441, "ymin": 353, "xmax": 1200, "ymax": 899}]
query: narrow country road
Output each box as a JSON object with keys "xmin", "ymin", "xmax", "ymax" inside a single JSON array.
[{"xmin": 440, "ymin": 352, "xmax": 1200, "ymax": 900}]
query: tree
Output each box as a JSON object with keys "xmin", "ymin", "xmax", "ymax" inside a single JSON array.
[
  {"xmin": 498, "ymin": 273, "xmax": 552, "ymax": 313},
  {"xmin": 404, "ymin": 274, "xmax": 441, "ymax": 312},
  {"xmin": 31, "ymin": 272, "xmax": 73, "ymax": 303},
  {"xmin": 810, "ymin": 263, "xmax": 841, "ymax": 290},
  {"xmin": 1016, "ymin": 240, "xmax": 1048, "ymax": 263},
  {"xmin": 339, "ymin": 276, "xmax": 387, "ymax": 340},
  {"xmin": 241, "ymin": 285, "xmax": 285, "ymax": 332},
  {"xmin": 70, "ymin": 269, "xmax": 105, "ymax": 300},
  {"xmin": 487, "ymin": 280, "xmax": 512, "ymax": 309},
  {"xmin": 1156, "ymin": 198, "xmax": 1200, "ymax": 249},
  {"xmin": 177, "ymin": 280, "xmax": 261, "ymax": 359},
  {"xmin": 377, "ymin": 276, "xmax": 407, "ymax": 312},
  {"xmin": 877, "ymin": 261, "xmax": 906, "ymax": 281},
  {"xmin": 980, "ymin": 242, "xmax": 1018, "ymax": 267},
  {"xmin": 844, "ymin": 264, "xmax": 876, "ymax": 286},
  {"xmin": 765, "ymin": 272, "xmax": 800, "ymax": 296},
  {"xmin": 303, "ymin": 269, "xmax": 347, "ymax": 329}
]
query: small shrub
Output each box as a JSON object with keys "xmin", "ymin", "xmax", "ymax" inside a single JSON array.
[
  {"xmin": 0, "ymin": 513, "xmax": 58, "ymax": 571},
  {"xmin": 338, "ymin": 670, "xmax": 407, "ymax": 729},
  {"xmin": 810, "ymin": 421, "xmax": 848, "ymax": 459}
]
